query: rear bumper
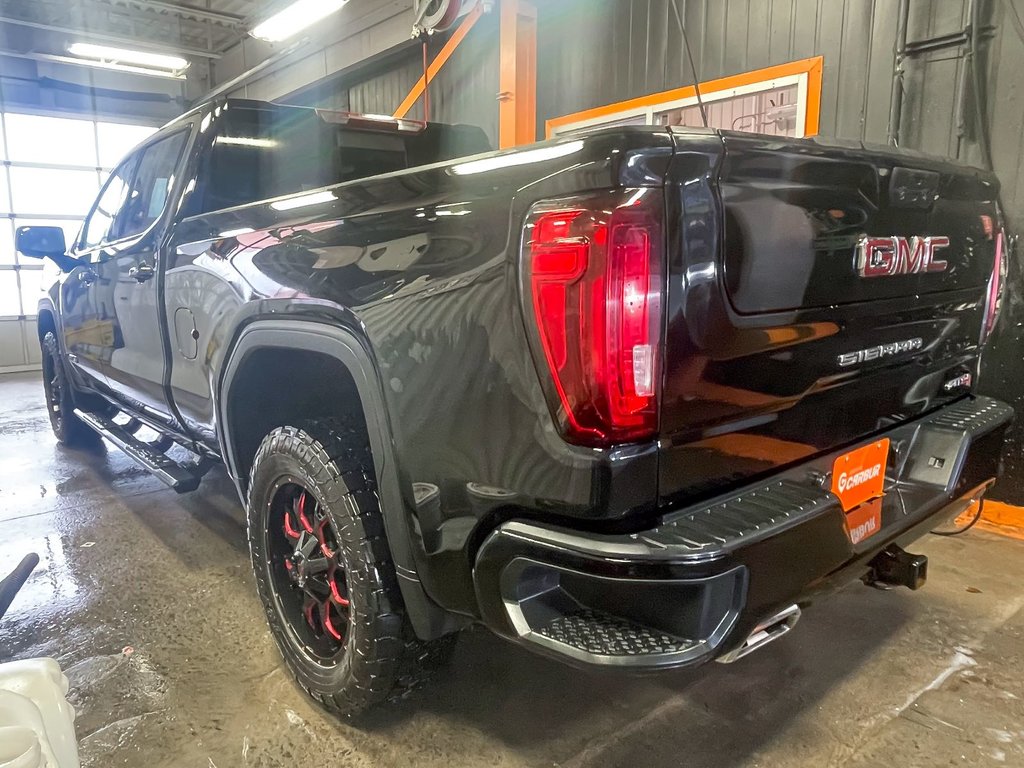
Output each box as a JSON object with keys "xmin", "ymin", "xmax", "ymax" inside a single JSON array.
[{"xmin": 473, "ymin": 396, "xmax": 1012, "ymax": 669}]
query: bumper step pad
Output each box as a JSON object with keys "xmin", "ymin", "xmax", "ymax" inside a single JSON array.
[{"xmin": 534, "ymin": 609, "xmax": 694, "ymax": 658}]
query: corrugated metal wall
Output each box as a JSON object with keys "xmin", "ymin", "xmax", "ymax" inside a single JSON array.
[
  {"xmin": 309, "ymin": 0, "xmax": 1024, "ymax": 502},
  {"xmin": 300, "ymin": 11, "xmax": 501, "ymax": 147},
  {"xmin": 347, "ymin": 56, "xmax": 422, "ymax": 116},
  {"xmin": 534, "ymin": 0, "xmax": 972, "ymax": 146},
  {"xmin": 424, "ymin": 11, "xmax": 502, "ymax": 145}
]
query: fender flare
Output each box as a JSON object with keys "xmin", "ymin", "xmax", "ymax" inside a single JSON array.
[
  {"xmin": 217, "ymin": 319, "xmax": 457, "ymax": 639},
  {"xmin": 35, "ymin": 300, "xmax": 61, "ymax": 343},
  {"xmin": 35, "ymin": 300, "xmax": 89, "ymax": 393}
]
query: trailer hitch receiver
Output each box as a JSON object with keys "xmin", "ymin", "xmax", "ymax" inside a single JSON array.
[{"xmin": 865, "ymin": 544, "xmax": 928, "ymax": 590}]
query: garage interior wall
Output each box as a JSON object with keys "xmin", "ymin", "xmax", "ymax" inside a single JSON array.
[{"xmin": 278, "ymin": 12, "xmax": 502, "ymax": 148}]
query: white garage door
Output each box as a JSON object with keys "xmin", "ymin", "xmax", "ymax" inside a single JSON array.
[{"xmin": 0, "ymin": 111, "xmax": 156, "ymax": 372}]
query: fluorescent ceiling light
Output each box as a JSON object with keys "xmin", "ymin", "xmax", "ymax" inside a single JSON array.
[
  {"xmin": 68, "ymin": 43, "xmax": 188, "ymax": 71},
  {"xmin": 35, "ymin": 53, "xmax": 186, "ymax": 80},
  {"xmin": 270, "ymin": 191, "xmax": 337, "ymax": 211},
  {"xmin": 251, "ymin": 0, "xmax": 350, "ymax": 42}
]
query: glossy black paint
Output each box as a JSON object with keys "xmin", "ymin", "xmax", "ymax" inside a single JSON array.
[
  {"xmin": 36, "ymin": 98, "xmax": 1006, "ymax": 635},
  {"xmin": 473, "ymin": 396, "xmax": 1010, "ymax": 667},
  {"xmin": 46, "ymin": 122, "xmax": 200, "ymax": 443},
  {"xmin": 164, "ymin": 108, "xmax": 675, "ymax": 615},
  {"xmin": 659, "ymin": 128, "xmax": 1001, "ymax": 506}
]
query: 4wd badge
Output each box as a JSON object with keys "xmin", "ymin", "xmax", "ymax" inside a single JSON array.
[{"xmin": 856, "ymin": 235, "xmax": 950, "ymax": 277}]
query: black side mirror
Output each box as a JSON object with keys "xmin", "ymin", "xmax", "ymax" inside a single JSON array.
[
  {"xmin": 16, "ymin": 225, "xmax": 66, "ymax": 258},
  {"xmin": 15, "ymin": 226, "xmax": 79, "ymax": 272}
]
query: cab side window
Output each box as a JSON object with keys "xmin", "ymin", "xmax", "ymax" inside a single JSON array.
[
  {"xmin": 119, "ymin": 131, "xmax": 188, "ymax": 240},
  {"xmin": 80, "ymin": 157, "xmax": 137, "ymax": 252}
]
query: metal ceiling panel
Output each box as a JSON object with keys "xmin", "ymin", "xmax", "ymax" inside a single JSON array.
[{"xmin": 0, "ymin": 0, "xmax": 259, "ymax": 58}]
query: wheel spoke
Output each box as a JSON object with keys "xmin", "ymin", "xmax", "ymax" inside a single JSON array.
[
  {"xmin": 305, "ymin": 556, "xmax": 329, "ymax": 576},
  {"xmin": 303, "ymin": 574, "xmax": 331, "ymax": 599},
  {"xmin": 321, "ymin": 599, "xmax": 343, "ymax": 641},
  {"xmin": 302, "ymin": 595, "xmax": 320, "ymax": 633},
  {"xmin": 316, "ymin": 515, "xmax": 335, "ymax": 557},
  {"xmin": 327, "ymin": 560, "xmax": 350, "ymax": 607},
  {"xmin": 48, "ymin": 374, "xmax": 62, "ymax": 420},
  {"xmin": 282, "ymin": 507, "xmax": 301, "ymax": 540},
  {"xmin": 330, "ymin": 577, "xmax": 350, "ymax": 607},
  {"xmin": 297, "ymin": 531, "xmax": 318, "ymax": 558},
  {"xmin": 295, "ymin": 491, "xmax": 314, "ymax": 533}
]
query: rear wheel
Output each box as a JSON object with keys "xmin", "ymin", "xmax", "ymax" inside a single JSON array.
[
  {"xmin": 40, "ymin": 332, "xmax": 96, "ymax": 447},
  {"xmin": 246, "ymin": 419, "xmax": 454, "ymax": 717}
]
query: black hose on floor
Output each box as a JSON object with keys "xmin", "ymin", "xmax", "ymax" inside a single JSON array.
[
  {"xmin": 0, "ymin": 553, "xmax": 39, "ymax": 621},
  {"xmin": 931, "ymin": 499, "xmax": 986, "ymax": 537}
]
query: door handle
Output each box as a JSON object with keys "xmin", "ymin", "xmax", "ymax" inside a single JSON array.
[
  {"xmin": 129, "ymin": 262, "xmax": 155, "ymax": 283},
  {"xmin": 77, "ymin": 268, "xmax": 96, "ymax": 286}
]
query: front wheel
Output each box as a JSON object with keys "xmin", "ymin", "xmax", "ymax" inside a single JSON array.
[
  {"xmin": 40, "ymin": 332, "xmax": 96, "ymax": 447},
  {"xmin": 246, "ymin": 419, "xmax": 454, "ymax": 717}
]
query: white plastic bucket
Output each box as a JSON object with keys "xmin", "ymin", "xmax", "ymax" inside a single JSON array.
[{"xmin": 0, "ymin": 659, "xmax": 78, "ymax": 768}]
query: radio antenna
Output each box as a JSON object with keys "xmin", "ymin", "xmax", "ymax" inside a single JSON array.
[{"xmin": 671, "ymin": 0, "xmax": 708, "ymax": 128}]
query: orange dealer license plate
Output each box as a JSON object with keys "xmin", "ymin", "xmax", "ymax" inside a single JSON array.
[{"xmin": 832, "ymin": 439, "xmax": 890, "ymax": 544}]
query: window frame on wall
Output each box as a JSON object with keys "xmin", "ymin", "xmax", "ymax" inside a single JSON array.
[
  {"xmin": 0, "ymin": 108, "xmax": 158, "ymax": 321},
  {"xmin": 545, "ymin": 56, "xmax": 823, "ymax": 140},
  {"xmin": 0, "ymin": 108, "xmax": 157, "ymax": 371}
]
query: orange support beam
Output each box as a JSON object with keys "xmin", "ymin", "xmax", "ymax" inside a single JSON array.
[
  {"xmin": 498, "ymin": 0, "xmax": 537, "ymax": 149},
  {"xmin": 393, "ymin": 3, "xmax": 485, "ymax": 120}
]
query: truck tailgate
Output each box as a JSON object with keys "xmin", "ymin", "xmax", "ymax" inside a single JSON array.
[
  {"xmin": 659, "ymin": 130, "xmax": 1002, "ymax": 506},
  {"xmin": 720, "ymin": 134, "xmax": 997, "ymax": 313}
]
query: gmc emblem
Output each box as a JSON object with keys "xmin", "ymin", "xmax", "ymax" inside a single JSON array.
[{"xmin": 856, "ymin": 235, "xmax": 950, "ymax": 278}]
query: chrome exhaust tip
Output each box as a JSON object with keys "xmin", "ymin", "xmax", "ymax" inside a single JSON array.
[{"xmin": 716, "ymin": 604, "xmax": 801, "ymax": 664}]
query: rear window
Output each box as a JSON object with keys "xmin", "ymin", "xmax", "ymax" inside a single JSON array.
[{"xmin": 194, "ymin": 104, "xmax": 491, "ymax": 215}]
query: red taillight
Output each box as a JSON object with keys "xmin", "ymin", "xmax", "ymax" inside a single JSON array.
[
  {"xmin": 982, "ymin": 230, "xmax": 1006, "ymax": 342},
  {"xmin": 522, "ymin": 190, "xmax": 663, "ymax": 446}
]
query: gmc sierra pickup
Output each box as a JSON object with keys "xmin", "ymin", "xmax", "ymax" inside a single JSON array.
[{"xmin": 17, "ymin": 97, "xmax": 1012, "ymax": 716}]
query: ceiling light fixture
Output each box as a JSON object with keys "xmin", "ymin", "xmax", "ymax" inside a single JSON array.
[
  {"xmin": 67, "ymin": 43, "xmax": 189, "ymax": 72},
  {"xmin": 35, "ymin": 53, "xmax": 186, "ymax": 79},
  {"xmin": 251, "ymin": 0, "xmax": 350, "ymax": 42}
]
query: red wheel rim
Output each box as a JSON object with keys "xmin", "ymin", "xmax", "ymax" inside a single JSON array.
[{"xmin": 268, "ymin": 485, "xmax": 351, "ymax": 660}]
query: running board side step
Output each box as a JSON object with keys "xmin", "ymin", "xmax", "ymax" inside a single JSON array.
[{"xmin": 73, "ymin": 409, "xmax": 210, "ymax": 493}]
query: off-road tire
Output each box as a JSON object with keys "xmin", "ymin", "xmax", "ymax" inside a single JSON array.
[
  {"xmin": 246, "ymin": 418, "xmax": 454, "ymax": 717},
  {"xmin": 41, "ymin": 332, "xmax": 97, "ymax": 447}
]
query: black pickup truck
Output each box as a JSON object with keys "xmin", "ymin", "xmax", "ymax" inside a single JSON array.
[{"xmin": 18, "ymin": 98, "xmax": 1012, "ymax": 715}]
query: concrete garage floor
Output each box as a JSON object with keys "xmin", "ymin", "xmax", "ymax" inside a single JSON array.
[{"xmin": 1, "ymin": 372, "xmax": 1023, "ymax": 768}]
